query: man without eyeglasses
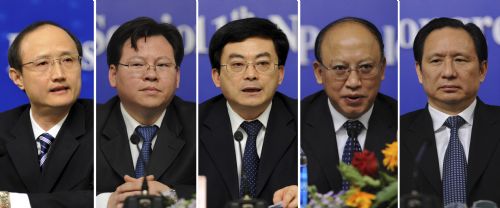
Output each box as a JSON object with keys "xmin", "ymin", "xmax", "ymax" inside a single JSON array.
[{"xmin": 400, "ymin": 17, "xmax": 500, "ymax": 206}]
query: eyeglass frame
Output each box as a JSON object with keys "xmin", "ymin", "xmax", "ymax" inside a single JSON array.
[
  {"xmin": 220, "ymin": 61, "xmax": 279, "ymax": 74},
  {"xmin": 118, "ymin": 61, "xmax": 178, "ymax": 74},
  {"xmin": 21, "ymin": 54, "xmax": 82, "ymax": 71},
  {"xmin": 318, "ymin": 60, "xmax": 383, "ymax": 81}
]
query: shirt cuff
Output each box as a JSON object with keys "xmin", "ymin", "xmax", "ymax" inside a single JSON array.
[
  {"xmin": 10, "ymin": 192, "xmax": 31, "ymax": 208},
  {"xmin": 96, "ymin": 192, "xmax": 112, "ymax": 208}
]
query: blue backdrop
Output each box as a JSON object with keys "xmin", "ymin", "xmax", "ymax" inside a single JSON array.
[
  {"xmin": 199, "ymin": 0, "xmax": 298, "ymax": 102},
  {"xmin": 0, "ymin": 0, "xmax": 94, "ymax": 112},
  {"xmin": 401, "ymin": 0, "xmax": 500, "ymax": 114},
  {"xmin": 96, "ymin": 0, "xmax": 196, "ymax": 103},
  {"xmin": 301, "ymin": 0, "xmax": 398, "ymax": 100}
]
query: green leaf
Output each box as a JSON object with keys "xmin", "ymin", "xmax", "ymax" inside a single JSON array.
[
  {"xmin": 372, "ymin": 181, "xmax": 397, "ymax": 207},
  {"xmin": 338, "ymin": 163, "xmax": 381, "ymax": 188}
]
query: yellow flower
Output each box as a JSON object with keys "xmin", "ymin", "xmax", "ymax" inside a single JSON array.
[
  {"xmin": 382, "ymin": 141, "xmax": 398, "ymax": 172},
  {"xmin": 345, "ymin": 188, "xmax": 376, "ymax": 208}
]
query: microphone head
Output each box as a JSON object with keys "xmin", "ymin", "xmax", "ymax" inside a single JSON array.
[
  {"xmin": 234, "ymin": 131, "xmax": 243, "ymax": 142},
  {"xmin": 130, "ymin": 134, "xmax": 141, "ymax": 145}
]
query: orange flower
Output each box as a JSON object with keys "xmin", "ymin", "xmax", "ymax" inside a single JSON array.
[
  {"xmin": 382, "ymin": 141, "xmax": 398, "ymax": 172},
  {"xmin": 345, "ymin": 188, "xmax": 376, "ymax": 208}
]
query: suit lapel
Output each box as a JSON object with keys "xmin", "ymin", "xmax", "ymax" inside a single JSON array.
[
  {"xmin": 148, "ymin": 104, "xmax": 185, "ymax": 179},
  {"xmin": 405, "ymin": 108, "xmax": 442, "ymax": 196},
  {"xmin": 256, "ymin": 97, "xmax": 296, "ymax": 196},
  {"xmin": 201, "ymin": 99, "xmax": 240, "ymax": 199},
  {"xmin": 365, "ymin": 95, "xmax": 397, "ymax": 162},
  {"xmin": 100, "ymin": 102, "xmax": 135, "ymax": 179},
  {"xmin": 39, "ymin": 102, "xmax": 86, "ymax": 192},
  {"xmin": 303, "ymin": 92, "xmax": 342, "ymax": 191},
  {"xmin": 6, "ymin": 107, "xmax": 41, "ymax": 192},
  {"xmin": 467, "ymin": 100, "xmax": 500, "ymax": 195}
]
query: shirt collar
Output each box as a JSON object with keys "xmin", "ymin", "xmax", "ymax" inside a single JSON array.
[
  {"xmin": 428, "ymin": 99, "xmax": 476, "ymax": 131},
  {"xmin": 120, "ymin": 103, "xmax": 165, "ymax": 137},
  {"xmin": 30, "ymin": 108, "xmax": 69, "ymax": 140},
  {"xmin": 328, "ymin": 99, "xmax": 373, "ymax": 132},
  {"xmin": 227, "ymin": 101, "xmax": 272, "ymax": 135}
]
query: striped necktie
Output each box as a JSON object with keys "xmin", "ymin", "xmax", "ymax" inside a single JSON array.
[{"xmin": 38, "ymin": 133, "xmax": 55, "ymax": 171}]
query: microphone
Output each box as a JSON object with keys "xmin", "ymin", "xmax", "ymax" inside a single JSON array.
[
  {"xmin": 412, "ymin": 141, "xmax": 427, "ymax": 193},
  {"xmin": 124, "ymin": 133, "xmax": 164, "ymax": 208},
  {"xmin": 401, "ymin": 141, "xmax": 440, "ymax": 208},
  {"xmin": 234, "ymin": 131, "xmax": 250, "ymax": 198},
  {"xmin": 130, "ymin": 133, "xmax": 149, "ymax": 195},
  {"xmin": 225, "ymin": 131, "xmax": 268, "ymax": 208}
]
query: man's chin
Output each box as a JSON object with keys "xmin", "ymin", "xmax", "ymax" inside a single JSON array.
[{"xmin": 340, "ymin": 107, "xmax": 369, "ymax": 119}]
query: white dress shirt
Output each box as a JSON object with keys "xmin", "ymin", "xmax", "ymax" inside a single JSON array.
[
  {"xmin": 327, "ymin": 99, "xmax": 373, "ymax": 161},
  {"xmin": 8, "ymin": 109, "xmax": 69, "ymax": 208},
  {"xmin": 428, "ymin": 99, "xmax": 475, "ymax": 178},
  {"xmin": 96, "ymin": 103, "xmax": 166, "ymax": 208},
  {"xmin": 227, "ymin": 102, "xmax": 272, "ymax": 186}
]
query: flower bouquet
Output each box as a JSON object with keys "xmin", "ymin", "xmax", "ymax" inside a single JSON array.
[{"xmin": 308, "ymin": 141, "xmax": 398, "ymax": 208}]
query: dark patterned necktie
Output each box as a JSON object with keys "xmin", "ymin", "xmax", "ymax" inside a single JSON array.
[
  {"xmin": 134, "ymin": 125, "xmax": 159, "ymax": 178},
  {"xmin": 341, "ymin": 120, "xmax": 363, "ymax": 190},
  {"xmin": 443, "ymin": 116, "xmax": 467, "ymax": 206},
  {"xmin": 38, "ymin": 133, "xmax": 55, "ymax": 171},
  {"xmin": 239, "ymin": 120, "xmax": 263, "ymax": 198}
]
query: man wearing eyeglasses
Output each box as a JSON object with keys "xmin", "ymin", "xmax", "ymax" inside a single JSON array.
[
  {"xmin": 301, "ymin": 17, "xmax": 397, "ymax": 194},
  {"xmin": 96, "ymin": 17, "xmax": 195, "ymax": 208},
  {"xmin": 0, "ymin": 22, "xmax": 93, "ymax": 207},
  {"xmin": 199, "ymin": 18, "xmax": 298, "ymax": 208}
]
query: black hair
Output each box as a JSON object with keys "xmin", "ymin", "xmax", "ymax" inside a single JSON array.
[
  {"xmin": 314, "ymin": 17, "xmax": 385, "ymax": 64},
  {"xmin": 8, "ymin": 21, "xmax": 82, "ymax": 72},
  {"xmin": 413, "ymin": 17, "xmax": 487, "ymax": 65},
  {"xmin": 107, "ymin": 17, "xmax": 184, "ymax": 67},
  {"xmin": 208, "ymin": 17, "xmax": 289, "ymax": 72}
]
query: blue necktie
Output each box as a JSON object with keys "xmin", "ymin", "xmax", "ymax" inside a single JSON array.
[
  {"xmin": 240, "ymin": 120, "xmax": 263, "ymax": 198},
  {"xmin": 38, "ymin": 133, "xmax": 55, "ymax": 171},
  {"xmin": 443, "ymin": 116, "xmax": 467, "ymax": 206},
  {"xmin": 341, "ymin": 120, "xmax": 363, "ymax": 191},
  {"xmin": 134, "ymin": 125, "xmax": 159, "ymax": 178}
]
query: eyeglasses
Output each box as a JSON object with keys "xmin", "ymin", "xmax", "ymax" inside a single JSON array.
[
  {"xmin": 221, "ymin": 61, "xmax": 278, "ymax": 74},
  {"xmin": 319, "ymin": 62, "xmax": 381, "ymax": 81},
  {"xmin": 119, "ymin": 60, "xmax": 177, "ymax": 74},
  {"xmin": 22, "ymin": 55, "xmax": 81, "ymax": 72}
]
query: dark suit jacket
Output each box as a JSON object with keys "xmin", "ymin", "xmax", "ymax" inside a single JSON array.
[
  {"xmin": 0, "ymin": 99, "xmax": 93, "ymax": 208},
  {"xmin": 301, "ymin": 91, "xmax": 397, "ymax": 194},
  {"xmin": 199, "ymin": 92, "xmax": 298, "ymax": 208},
  {"xmin": 96, "ymin": 96, "xmax": 196, "ymax": 199},
  {"xmin": 400, "ymin": 98, "xmax": 500, "ymax": 206}
]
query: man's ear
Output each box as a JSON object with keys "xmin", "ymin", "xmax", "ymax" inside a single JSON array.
[
  {"xmin": 415, "ymin": 62, "xmax": 424, "ymax": 84},
  {"xmin": 479, "ymin": 60, "xmax": 488, "ymax": 82},
  {"xmin": 109, "ymin": 65, "xmax": 117, "ymax": 88},
  {"xmin": 212, "ymin": 68, "xmax": 221, "ymax": 88},
  {"xmin": 9, "ymin": 68, "xmax": 25, "ymax": 90},
  {"xmin": 313, "ymin": 61, "xmax": 323, "ymax": 84}
]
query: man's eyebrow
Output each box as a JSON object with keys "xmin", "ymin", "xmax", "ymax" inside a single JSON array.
[
  {"xmin": 255, "ymin": 52, "xmax": 271, "ymax": 59},
  {"xmin": 228, "ymin": 53, "xmax": 245, "ymax": 59}
]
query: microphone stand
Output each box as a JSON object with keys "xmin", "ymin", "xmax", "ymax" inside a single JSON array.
[
  {"xmin": 226, "ymin": 131, "xmax": 267, "ymax": 208},
  {"xmin": 124, "ymin": 133, "xmax": 167, "ymax": 208},
  {"xmin": 401, "ymin": 141, "xmax": 440, "ymax": 208}
]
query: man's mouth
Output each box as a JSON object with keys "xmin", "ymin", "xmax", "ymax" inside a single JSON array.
[
  {"xmin": 242, "ymin": 87, "xmax": 262, "ymax": 93},
  {"xmin": 49, "ymin": 86, "xmax": 69, "ymax": 93},
  {"xmin": 343, "ymin": 95, "xmax": 365, "ymax": 104}
]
